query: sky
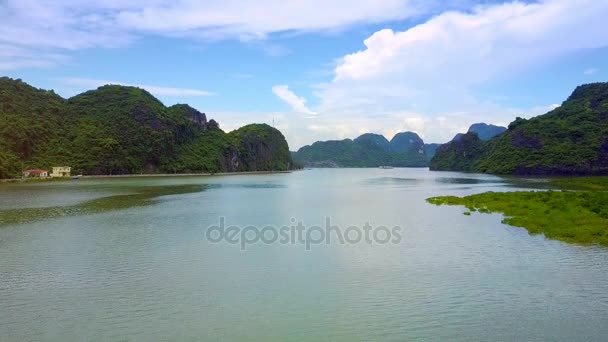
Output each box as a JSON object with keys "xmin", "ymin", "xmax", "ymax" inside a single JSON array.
[{"xmin": 1, "ymin": 0, "xmax": 608, "ymax": 150}]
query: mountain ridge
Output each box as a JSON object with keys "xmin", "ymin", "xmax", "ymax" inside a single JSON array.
[
  {"xmin": 292, "ymin": 131, "xmax": 432, "ymax": 168},
  {"xmin": 431, "ymin": 82, "xmax": 608, "ymax": 175},
  {"xmin": 0, "ymin": 77, "xmax": 294, "ymax": 178}
]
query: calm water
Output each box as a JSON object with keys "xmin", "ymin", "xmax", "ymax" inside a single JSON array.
[{"xmin": 1, "ymin": 169, "xmax": 607, "ymax": 341}]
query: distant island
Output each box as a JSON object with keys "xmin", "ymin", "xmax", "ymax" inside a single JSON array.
[
  {"xmin": 292, "ymin": 131, "xmax": 438, "ymax": 168},
  {"xmin": 431, "ymin": 82, "xmax": 608, "ymax": 175},
  {"xmin": 451, "ymin": 123, "xmax": 507, "ymax": 143},
  {"xmin": 291, "ymin": 123, "xmax": 507, "ymax": 168},
  {"xmin": 294, "ymin": 82, "xmax": 608, "ymax": 175},
  {"xmin": 0, "ymin": 77, "xmax": 295, "ymax": 179}
]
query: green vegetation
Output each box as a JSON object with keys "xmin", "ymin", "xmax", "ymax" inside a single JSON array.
[
  {"xmin": 431, "ymin": 82, "xmax": 608, "ymax": 175},
  {"xmin": 0, "ymin": 184, "xmax": 206, "ymax": 226},
  {"xmin": 467, "ymin": 123, "xmax": 507, "ymax": 141},
  {"xmin": 428, "ymin": 132, "xmax": 486, "ymax": 172},
  {"xmin": 292, "ymin": 132, "xmax": 430, "ymax": 168},
  {"xmin": 290, "ymin": 121, "xmax": 505, "ymax": 168},
  {"xmin": 228, "ymin": 124, "xmax": 294, "ymax": 171},
  {"xmin": 427, "ymin": 177, "xmax": 608, "ymax": 246},
  {"xmin": 0, "ymin": 77, "xmax": 294, "ymax": 178}
]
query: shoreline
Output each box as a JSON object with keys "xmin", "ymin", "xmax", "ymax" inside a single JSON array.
[
  {"xmin": 0, "ymin": 170, "xmax": 296, "ymax": 183},
  {"xmin": 427, "ymin": 176, "xmax": 608, "ymax": 247}
]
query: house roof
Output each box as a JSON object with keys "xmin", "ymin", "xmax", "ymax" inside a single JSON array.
[{"xmin": 23, "ymin": 169, "xmax": 47, "ymax": 173}]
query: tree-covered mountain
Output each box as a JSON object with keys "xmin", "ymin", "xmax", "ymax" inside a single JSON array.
[
  {"xmin": 431, "ymin": 82, "xmax": 608, "ymax": 175},
  {"xmin": 292, "ymin": 131, "xmax": 431, "ymax": 167},
  {"xmin": 0, "ymin": 77, "xmax": 294, "ymax": 178},
  {"xmin": 451, "ymin": 123, "xmax": 507, "ymax": 142},
  {"xmin": 354, "ymin": 133, "xmax": 392, "ymax": 152},
  {"xmin": 468, "ymin": 123, "xmax": 507, "ymax": 141},
  {"xmin": 390, "ymin": 132, "xmax": 425, "ymax": 153}
]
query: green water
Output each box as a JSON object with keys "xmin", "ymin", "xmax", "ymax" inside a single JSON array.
[{"xmin": 1, "ymin": 169, "xmax": 607, "ymax": 341}]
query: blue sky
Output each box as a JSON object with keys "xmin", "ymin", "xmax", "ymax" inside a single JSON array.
[{"xmin": 1, "ymin": 0, "xmax": 607, "ymax": 149}]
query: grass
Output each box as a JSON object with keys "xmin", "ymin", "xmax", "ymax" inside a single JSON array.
[
  {"xmin": 0, "ymin": 184, "xmax": 205, "ymax": 226},
  {"xmin": 427, "ymin": 177, "xmax": 608, "ymax": 246}
]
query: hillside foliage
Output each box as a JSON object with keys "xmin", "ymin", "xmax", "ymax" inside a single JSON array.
[
  {"xmin": 431, "ymin": 83, "xmax": 608, "ymax": 175},
  {"xmin": 0, "ymin": 77, "xmax": 293, "ymax": 178},
  {"xmin": 293, "ymin": 132, "xmax": 431, "ymax": 168}
]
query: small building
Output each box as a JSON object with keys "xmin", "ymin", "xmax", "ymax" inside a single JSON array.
[
  {"xmin": 51, "ymin": 166, "xmax": 71, "ymax": 178},
  {"xmin": 22, "ymin": 169, "xmax": 49, "ymax": 178}
]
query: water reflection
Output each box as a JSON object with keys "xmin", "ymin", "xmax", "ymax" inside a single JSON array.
[
  {"xmin": 0, "ymin": 184, "xmax": 207, "ymax": 226},
  {"xmin": 435, "ymin": 177, "xmax": 505, "ymax": 185},
  {"xmin": 364, "ymin": 177, "xmax": 422, "ymax": 186}
]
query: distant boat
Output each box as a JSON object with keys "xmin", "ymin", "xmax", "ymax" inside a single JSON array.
[{"xmin": 379, "ymin": 166, "xmax": 394, "ymax": 169}]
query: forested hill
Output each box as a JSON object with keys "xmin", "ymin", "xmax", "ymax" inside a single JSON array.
[
  {"xmin": 430, "ymin": 82, "xmax": 608, "ymax": 175},
  {"xmin": 292, "ymin": 131, "xmax": 433, "ymax": 168},
  {"xmin": 0, "ymin": 77, "xmax": 294, "ymax": 178}
]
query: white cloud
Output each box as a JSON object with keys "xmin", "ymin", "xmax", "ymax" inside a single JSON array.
[
  {"xmin": 114, "ymin": 1, "xmax": 427, "ymax": 38},
  {"xmin": 584, "ymin": 68, "xmax": 599, "ymax": 75},
  {"xmin": 272, "ymin": 85, "xmax": 317, "ymax": 117},
  {"xmin": 294, "ymin": 0, "xmax": 608, "ymax": 146},
  {"xmin": 58, "ymin": 77, "xmax": 214, "ymax": 97},
  {"xmin": 0, "ymin": 0, "xmax": 431, "ymax": 71},
  {"xmin": 335, "ymin": 0, "xmax": 608, "ymax": 83}
]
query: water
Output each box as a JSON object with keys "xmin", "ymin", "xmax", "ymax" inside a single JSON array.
[{"xmin": 1, "ymin": 169, "xmax": 607, "ymax": 341}]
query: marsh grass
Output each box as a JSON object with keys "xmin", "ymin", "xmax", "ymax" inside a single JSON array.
[
  {"xmin": 428, "ymin": 177, "xmax": 608, "ymax": 246},
  {"xmin": 0, "ymin": 184, "xmax": 205, "ymax": 226}
]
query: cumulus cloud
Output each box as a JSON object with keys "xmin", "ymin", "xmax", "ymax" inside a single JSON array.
[
  {"xmin": 272, "ymin": 85, "xmax": 317, "ymax": 117},
  {"xmin": 58, "ymin": 77, "xmax": 214, "ymax": 97},
  {"xmin": 334, "ymin": 0, "xmax": 608, "ymax": 83},
  {"xmin": 297, "ymin": 0, "xmax": 608, "ymax": 146}
]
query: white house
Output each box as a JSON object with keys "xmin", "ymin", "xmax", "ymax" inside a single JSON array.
[{"xmin": 51, "ymin": 166, "xmax": 71, "ymax": 178}]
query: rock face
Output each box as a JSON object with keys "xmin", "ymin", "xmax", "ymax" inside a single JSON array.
[
  {"xmin": 170, "ymin": 104, "xmax": 208, "ymax": 129},
  {"xmin": 431, "ymin": 82, "xmax": 608, "ymax": 175},
  {"xmin": 0, "ymin": 77, "xmax": 294, "ymax": 178}
]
